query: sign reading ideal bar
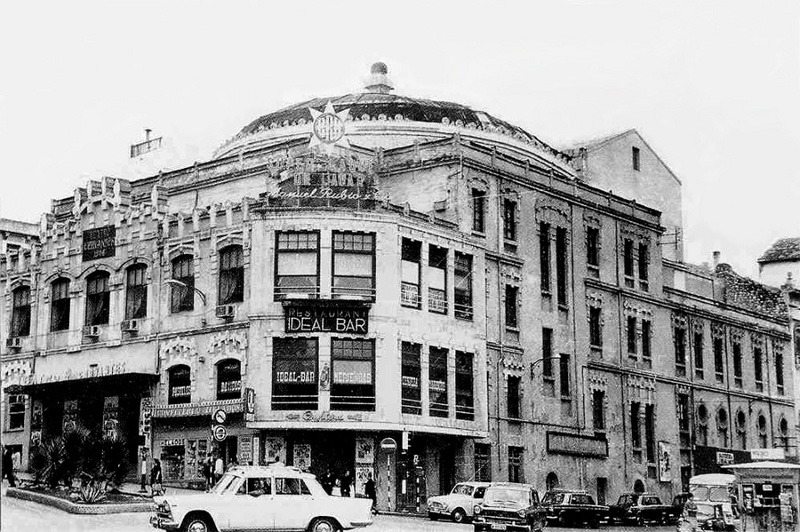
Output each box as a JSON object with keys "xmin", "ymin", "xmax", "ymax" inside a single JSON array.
[
  {"xmin": 285, "ymin": 305, "xmax": 368, "ymax": 334},
  {"xmin": 82, "ymin": 226, "xmax": 116, "ymax": 261}
]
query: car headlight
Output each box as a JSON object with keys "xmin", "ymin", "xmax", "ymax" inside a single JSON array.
[
  {"xmin": 518, "ymin": 509, "xmax": 526, "ymax": 518},
  {"xmin": 474, "ymin": 505, "xmax": 482, "ymax": 514}
]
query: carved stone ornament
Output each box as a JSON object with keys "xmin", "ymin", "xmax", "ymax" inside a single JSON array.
[{"xmin": 159, "ymin": 336, "xmax": 198, "ymax": 367}]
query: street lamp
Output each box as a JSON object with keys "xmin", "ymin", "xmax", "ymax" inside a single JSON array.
[
  {"xmin": 163, "ymin": 279, "xmax": 208, "ymax": 326},
  {"xmin": 530, "ymin": 353, "xmax": 561, "ymax": 379}
]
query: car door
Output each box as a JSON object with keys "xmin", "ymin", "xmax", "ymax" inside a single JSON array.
[
  {"xmin": 471, "ymin": 486, "xmax": 487, "ymax": 516},
  {"xmin": 274, "ymin": 476, "xmax": 314, "ymax": 530},
  {"xmin": 226, "ymin": 475, "xmax": 276, "ymax": 531}
]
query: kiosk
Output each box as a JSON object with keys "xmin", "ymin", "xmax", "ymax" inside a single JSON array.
[{"xmin": 727, "ymin": 462, "xmax": 800, "ymax": 532}]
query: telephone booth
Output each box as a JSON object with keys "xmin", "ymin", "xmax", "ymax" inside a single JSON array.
[{"xmin": 727, "ymin": 461, "xmax": 800, "ymax": 532}]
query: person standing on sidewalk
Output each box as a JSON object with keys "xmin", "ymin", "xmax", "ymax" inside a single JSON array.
[
  {"xmin": 365, "ymin": 472, "xmax": 376, "ymax": 514},
  {"xmin": 203, "ymin": 455, "xmax": 213, "ymax": 491},
  {"xmin": 214, "ymin": 454, "xmax": 224, "ymax": 483},
  {"xmin": 150, "ymin": 459, "xmax": 163, "ymax": 496},
  {"xmin": 2, "ymin": 447, "xmax": 16, "ymax": 487}
]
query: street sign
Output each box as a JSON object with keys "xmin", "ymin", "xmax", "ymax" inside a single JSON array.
[
  {"xmin": 380, "ymin": 437, "xmax": 397, "ymax": 450},
  {"xmin": 749, "ymin": 448, "xmax": 785, "ymax": 461},
  {"xmin": 213, "ymin": 424, "xmax": 228, "ymax": 442},
  {"xmin": 213, "ymin": 409, "xmax": 227, "ymax": 425}
]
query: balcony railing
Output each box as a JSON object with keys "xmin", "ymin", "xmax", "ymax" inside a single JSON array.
[
  {"xmin": 456, "ymin": 403, "xmax": 475, "ymax": 421},
  {"xmin": 275, "ymin": 276, "xmax": 319, "ymax": 300},
  {"xmin": 401, "ymin": 282, "xmax": 420, "ymax": 308},
  {"xmin": 401, "ymin": 397, "xmax": 422, "ymax": 415},
  {"xmin": 271, "ymin": 394, "xmax": 319, "ymax": 410},
  {"xmin": 332, "ymin": 276, "xmax": 375, "ymax": 301},
  {"xmin": 330, "ymin": 395, "xmax": 376, "ymax": 411},
  {"xmin": 428, "ymin": 288, "xmax": 447, "ymax": 313},
  {"xmin": 430, "ymin": 401, "xmax": 449, "ymax": 418}
]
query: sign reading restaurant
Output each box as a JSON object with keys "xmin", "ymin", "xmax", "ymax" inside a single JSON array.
[
  {"xmin": 82, "ymin": 225, "xmax": 116, "ymax": 261},
  {"xmin": 285, "ymin": 305, "xmax": 368, "ymax": 334}
]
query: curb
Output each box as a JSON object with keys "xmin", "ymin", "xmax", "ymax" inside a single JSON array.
[{"xmin": 6, "ymin": 487, "xmax": 156, "ymax": 515}]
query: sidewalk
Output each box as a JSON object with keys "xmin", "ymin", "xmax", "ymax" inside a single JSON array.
[{"xmin": 12, "ymin": 472, "xmax": 199, "ymax": 498}]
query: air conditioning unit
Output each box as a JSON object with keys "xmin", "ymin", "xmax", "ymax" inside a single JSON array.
[
  {"xmin": 216, "ymin": 304, "xmax": 235, "ymax": 320},
  {"xmin": 121, "ymin": 319, "xmax": 140, "ymax": 333},
  {"xmin": 5, "ymin": 337, "xmax": 21, "ymax": 349},
  {"xmin": 84, "ymin": 325, "xmax": 101, "ymax": 338}
]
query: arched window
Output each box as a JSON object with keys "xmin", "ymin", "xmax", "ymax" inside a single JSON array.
[
  {"xmin": 218, "ymin": 246, "xmax": 244, "ymax": 305},
  {"xmin": 696, "ymin": 404, "xmax": 709, "ymax": 446},
  {"xmin": 125, "ymin": 264, "xmax": 148, "ymax": 320},
  {"xmin": 546, "ymin": 472, "xmax": 559, "ymax": 491},
  {"xmin": 50, "ymin": 279, "xmax": 71, "ymax": 332},
  {"xmin": 217, "ymin": 359, "xmax": 242, "ymax": 400},
  {"xmin": 171, "ymin": 255, "xmax": 194, "ymax": 313},
  {"xmin": 779, "ymin": 418, "xmax": 789, "ymax": 451},
  {"xmin": 758, "ymin": 414, "xmax": 768, "ymax": 448},
  {"xmin": 735, "ymin": 410, "xmax": 747, "ymax": 450},
  {"xmin": 168, "ymin": 365, "xmax": 191, "ymax": 404},
  {"xmin": 85, "ymin": 271, "xmax": 110, "ymax": 326},
  {"xmin": 10, "ymin": 286, "xmax": 31, "ymax": 337},
  {"xmin": 716, "ymin": 408, "xmax": 729, "ymax": 448}
]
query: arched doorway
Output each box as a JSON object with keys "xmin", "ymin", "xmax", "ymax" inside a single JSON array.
[
  {"xmin": 546, "ymin": 472, "xmax": 559, "ymax": 491},
  {"xmin": 633, "ymin": 479, "xmax": 645, "ymax": 493}
]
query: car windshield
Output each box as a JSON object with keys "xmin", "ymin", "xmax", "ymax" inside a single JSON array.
[
  {"xmin": 212, "ymin": 473, "xmax": 240, "ymax": 494},
  {"xmin": 484, "ymin": 487, "xmax": 529, "ymax": 506},
  {"xmin": 709, "ymin": 487, "xmax": 730, "ymax": 502},
  {"xmin": 452, "ymin": 484, "xmax": 474, "ymax": 496},
  {"xmin": 542, "ymin": 492, "xmax": 565, "ymax": 505}
]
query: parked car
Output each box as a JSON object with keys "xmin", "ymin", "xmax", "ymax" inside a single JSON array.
[
  {"xmin": 427, "ymin": 481, "xmax": 491, "ymax": 523},
  {"xmin": 473, "ymin": 482, "xmax": 545, "ymax": 532},
  {"xmin": 609, "ymin": 492, "xmax": 680, "ymax": 525},
  {"xmin": 540, "ymin": 489, "xmax": 608, "ymax": 528},
  {"xmin": 150, "ymin": 462, "xmax": 373, "ymax": 532}
]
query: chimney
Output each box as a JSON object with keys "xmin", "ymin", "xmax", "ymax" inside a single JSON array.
[
  {"xmin": 145, "ymin": 128, "xmax": 152, "ymax": 142},
  {"xmin": 712, "ymin": 251, "xmax": 721, "ymax": 268}
]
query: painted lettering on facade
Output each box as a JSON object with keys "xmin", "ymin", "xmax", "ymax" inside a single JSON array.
[
  {"xmin": 82, "ymin": 226, "xmax": 116, "ymax": 261},
  {"xmin": 285, "ymin": 306, "xmax": 368, "ymax": 334}
]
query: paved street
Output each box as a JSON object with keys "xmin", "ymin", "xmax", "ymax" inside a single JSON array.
[{"xmin": 1, "ymin": 493, "xmax": 676, "ymax": 532}]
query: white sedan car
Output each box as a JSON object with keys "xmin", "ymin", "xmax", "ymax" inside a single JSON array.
[
  {"xmin": 150, "ymin": 463, "xmax": 372, "ymax": 532},
  {"xmin": 426, "ymin": 481, "xmax": 491, "ymax": 523}
]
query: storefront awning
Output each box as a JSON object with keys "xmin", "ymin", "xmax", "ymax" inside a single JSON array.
[
  {"xmin": 6, "ymin": 372, "xmax": 158, "ymax": 394},
  {"xmin": 153, "ymin": 398, "xmax": 245, "ymax": 419}
]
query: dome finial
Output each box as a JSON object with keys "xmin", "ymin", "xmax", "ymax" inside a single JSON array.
[{"xmin": 364, "ymin": 62, "xmax": 393, "ymax": 94}]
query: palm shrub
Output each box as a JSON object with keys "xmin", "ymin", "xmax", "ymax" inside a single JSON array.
[{"xmin": 30, "ymin": 437, "xmax": 68, "ymax": 488}]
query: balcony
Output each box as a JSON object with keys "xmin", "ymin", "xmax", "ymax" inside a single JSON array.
[
  {"xmin": 275, "ymin": 276, "xmax": 319, "ymax": 300},
  {"xmin": 332, "ymin": 276, "xmax": 375, "ymax": 301}
]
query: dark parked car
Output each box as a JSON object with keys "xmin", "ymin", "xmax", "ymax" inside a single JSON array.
[
  {"xmin": 609, "ymin": 492, "xmax": 680, "ymax": 525},
  {"xmin": 540, "ymin": 490, "xmax": 608, "ymax": 528},
  {"xmin": 473, "ymin": 483, "xmax": 545, "ymax": 532}
]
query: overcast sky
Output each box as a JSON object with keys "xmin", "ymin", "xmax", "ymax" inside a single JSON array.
[{"xmin": 1, "ymin": 1, "xmax": 798, "ymax": 279}]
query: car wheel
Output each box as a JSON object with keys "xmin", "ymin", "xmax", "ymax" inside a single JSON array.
[
  {"xmin": 182, "ymin": 516, "xmax": 214, "ymax": 532},
  {"xmin": 452, "ymin": 508, "xmax": 467, "ymax": 523},
  {"xmin": 310, "ymin": 517, "xmax": 339, "ymax": 532}
]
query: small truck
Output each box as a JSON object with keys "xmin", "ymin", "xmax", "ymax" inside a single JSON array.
[{"xmin": 609, "ymin": 492, "xmax": 680, "ymax": 525}]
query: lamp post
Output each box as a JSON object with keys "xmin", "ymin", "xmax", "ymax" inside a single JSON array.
[
  {"xmin": 163, "ymin": 279, "xmax": 208, "ymax": 326},
  {"xmin": 529, "ymin": 353, "xmax": 561, "ymax": 380}
]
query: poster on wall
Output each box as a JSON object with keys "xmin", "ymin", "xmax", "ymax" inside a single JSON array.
[
  {"xmin": 657, "ymin": 441, "xmax": 672, "ymax": 482},
  {"xmin": 31, "ymin": 400, "xmax": 43, "ymax": 429},
  {"xmin": 265, "ymin": 437, "xmax": 286, "ymax": 464},
  {"xmin": 103, "ymin": 396, "xmax": 119, "ymax": 438},
  {"xmin": 293, "ymin": 443, "xmax": 311, "ymax": 471},
  {"xmin": 355, "ymin": 437, "xmax": 374, "ymax": 464},
  {"xmin": 63, "ymin": 399, "xmax": 79, "ymax": 432},
  {"xmin": 355, "ymin": 465, "xmax": 374, "ymax": 497},
  {"xmin": 252, "ymin": 436, "xmax": 261, "ymax": 466},
  {"xmin": 239, "ymin": 436, "xmax": 253, "ymax": 465}
]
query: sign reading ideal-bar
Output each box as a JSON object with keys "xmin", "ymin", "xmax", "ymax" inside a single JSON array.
[
  {"xmin": 285, "ymin": 306, "xmax": 368, "ymax": 334},
  {"xmin": 82, "ymin": 226, "xmax": 116, "ymax": 261}
]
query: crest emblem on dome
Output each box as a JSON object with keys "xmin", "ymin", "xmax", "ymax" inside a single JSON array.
[{"xmin": 309, "ymin": 101, "xmax": 350, "ymax": 153}]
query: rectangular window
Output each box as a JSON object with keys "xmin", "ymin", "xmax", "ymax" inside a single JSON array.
[
  {"xmin": 632, "ymin": 146, "xmax": 641, "ymax": 171},
  {"xmin": 754, "ymin": 346, "xmax": 763, "ymax": 392},
  {"xmin": 638, "ymin": 242, "xmax": 649, "ymax": 284},
  {"xmin": 694, "ymin": 331, "xmax": 704, "ymax": 379},
  {"xmin": 401, "ymin": 238, "xmax": 422, "ymax": 308},
  {"xmin": 216, "ymin": 360, "xmax": 242, "ymax": 400},
  {"xmin": 556, "ymin": 227, "xmax": 568, "ymax": 306},
  {"xmin": 401, "ymin": 342, "xmax": 422, "ymax": 415},
  {"xmin": 11, "ymin": 287, "xmax": 31, "ymax": 337},
  {"xmin": 645, "ymin": 404, "xmax": 656, "ymax": 462},
  {"xmin": 455, "ymin": 351, "xmax": 474, "ymax": 420},
  {"xmin": 505, "ymin": 285, "xmax": 518, "ymax": 329},
  {"xmin": 713, "ymin": 337, "xmax": 724, "ymax": 383},
  {"xmin": 559, "ymin": 354, "xmax": 571, "ymax": 397},
  {"xmin": 428, "ymin": 245, "xmax": 448, "ymax": 313},
  {"xmin": 508, "ymin": 446, "xmax": 523, "ymax": 483},
  {"xmin": 775, "ymin": 348, "xmax": 784, "ymax": 394},
  {"xmin": 733, "ymin": 340, "xmax": 743, "ymax": 387},
  {"xmin": 332, "ymin": 232, "xmax": 375, "ymax": 300},
  {"xmin": 472, "ymin": 189, "xmax": 486, "ymax": 233},
  {"xmin": 540, "ymin": 222, "xmax": 551, "ymax": 293},
  {"xmin": 454, "ymin": 252, "xmax": 473, "ymax": 320},
  {"xmin": 7, "ymin": 394, "xmax": 25, "ymax": 430},
  {"xmin": 125, "ymin": 265, "xmax": 148, "ymax": 320},
  {"xmin": 170, "ymin": 257, "xmax": 194, "ymax": 313},
  {"xmin": 678, "ymin": 393, "xmax": 691, "ymax": 448},
  {"xmin": 272, "ymin": 338, "xmax": 318, "ymax": 410},
  {"xmin": 592, "ymin": 390, "xmax": 605, "ymax": 430},
  {"xmin": 674, "ymin": 327, "xmax": 687, "ymax": 377},
  {"xmin": 331, "ymin": 338, "xmax": 375, "ymax": 411},
  {"xmin": 627, "ymin": 316, "xmax": 638, "ymax": 355},
  {"xmin": 275, "ymin": 231, "xmax": 319, "ymax": 300},
  {"xmin": 641, "ymin": 319, "xmax": 652, "ymax": 360},
  {"xmin": 589, "ymin": 307, "xmax": 602, "ymax": 348},
  {"xmin": 586, "ymin": 227, "xmax": 600, "ymax": 270},
  {"xmin": 50, "ymin": 280, "xmax": 71, "ymax": 332},
  {"xmin": 507, "ymin": 376, "xmax": 521, "ymax": 419},
  {"xmin": 429, "ymin": 347, "xmax": 449, "ymax": 418},
  {"xmin": 623, "ymin": 239, "xmax": 634, "ymax": 280},
  {"xmin": 503, "ymin": 199, "xmax": 517, "ymax": 241},
  {"xmin": 86, "ymin": 274, "xmax": 110, "ymax": 325},
  {"xmin": 218, "ymin": 246, "xmax": 244, "ymax": 305},
  {"xmin": 474, "ymin": 444, "xmax": 492, "ymax": 482},
  {"xmin": 542, "ymin": 328, "xmax": 554, "ymax": 378},
  {"xmin": 631, "ymin": 402, "xmax": 642, "ymax": 449}
]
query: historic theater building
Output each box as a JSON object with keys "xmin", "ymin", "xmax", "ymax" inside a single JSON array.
[{"xmin": 1, "ymin": 64, "xmax": 795, "ymax": 511}]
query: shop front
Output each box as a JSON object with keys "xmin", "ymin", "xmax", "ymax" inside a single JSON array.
[{"xmin": 728, "ymin": 461, "xmax": 800, "ymax": 532}]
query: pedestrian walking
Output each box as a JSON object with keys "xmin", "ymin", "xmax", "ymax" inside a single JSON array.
[
  {"xmin": 203, "ymin": 455, "xmax": 213, "ymax": 491},
  {"xmin": 150, "ymin": 458, "xmax": 163, "ymax": 496},
  {"xmin": 365, "ymin": 472, "xmax": 377, "ymax": 513},
  {"xmin": 214, "ymin": 454, "xmax": 224, "ymax": 483},
  {"xmin": 2, "ymin": 447, "xmax": 16, "ymax": 488}
]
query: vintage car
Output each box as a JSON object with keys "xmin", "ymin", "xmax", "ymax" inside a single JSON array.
[
  {"xmin": 539, "ymin": 489, "xmax": 608, "ymax": 528},
  {"xmin": 472, "ymin": 482, "xmax": 545, "ymax": 532},
  {"xmin": 150, "ymin": 463, "xmax": 373, "ymax": 532},
  {"xmin": 427, "ymin": 481, "xmax": 491, "ymax": 523},
  {"xmin": 609, "ymin": 492, "xmax": 680, "ymax": 525}
]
